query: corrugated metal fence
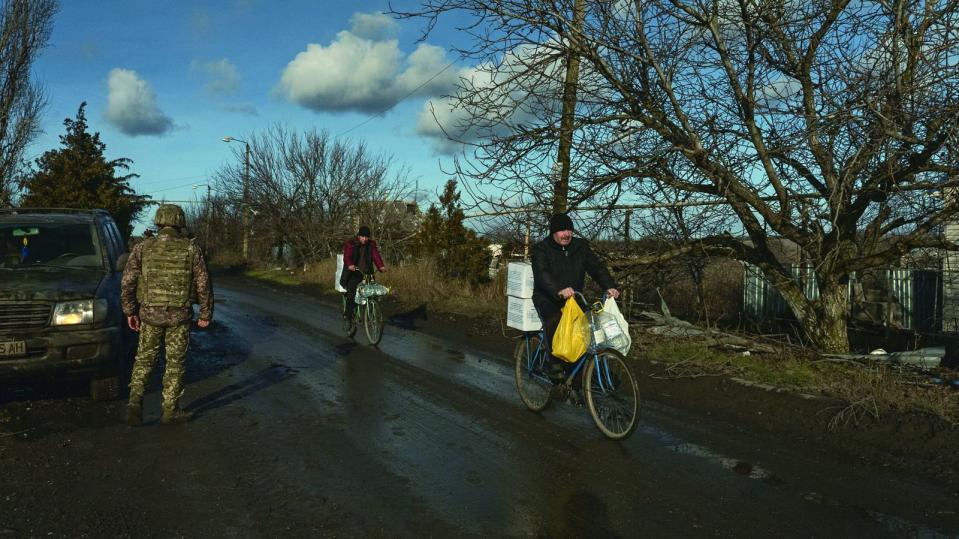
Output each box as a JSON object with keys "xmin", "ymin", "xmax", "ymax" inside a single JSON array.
[{"xmin": 744, "ymin": 264, "xmax": 943, "ymax": 332}]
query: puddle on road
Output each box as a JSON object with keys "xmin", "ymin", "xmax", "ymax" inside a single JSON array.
[{"xmin": 639, "ymin": 425, "xmax": 779, "ymax": 483}]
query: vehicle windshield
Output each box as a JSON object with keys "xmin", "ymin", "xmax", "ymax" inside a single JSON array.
[{"xmin": 0, "ymin": 223, "xmax": 104, "ymax": 270}]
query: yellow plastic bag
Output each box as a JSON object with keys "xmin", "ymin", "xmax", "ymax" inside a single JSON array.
[{"xmin": 552, "ymin": 297, "xmax": 589, "ymax": 363}]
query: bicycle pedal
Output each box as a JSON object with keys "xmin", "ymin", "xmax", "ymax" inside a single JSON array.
[{"xmin": 567, "ymin": 391, "xmax": 585, "ymax": 407}]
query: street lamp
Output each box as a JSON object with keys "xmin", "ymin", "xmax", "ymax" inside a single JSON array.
[{"xmin": 222, "ymin": 136, "xmax": 250, "ymax": 262}]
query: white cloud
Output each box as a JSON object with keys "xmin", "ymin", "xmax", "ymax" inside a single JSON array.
[
  {"xmin": 192, "ymin": 58, "xmax": 240, "ymax": 95},
  {"xmin": 416, "ymin": 98, "xmax": 470, "ymax": 155},
  {"xmin": 416, "ymin": 44, "xmax": 564, "ymax": 155},
  {"xmin": 759, "ymin": 76, "xmax": 802, "ymax": 109},
  {"xmin": 349, "ymin": 11, "xmax": 399, "ymax": 41},
  {"xmin": 279, "ymin": 32, "xmax": 402, "ymax": 112},
  {"xmin": 397, "ymin": 43, "xmax": 457, "ymax": 97},
  {"xmin": 105, "ymin": 68, "xmax": 174, "ymax": 136},
  {"xmin": 277, "ymin": 11, "xmax": 457, "ymax": 114}
]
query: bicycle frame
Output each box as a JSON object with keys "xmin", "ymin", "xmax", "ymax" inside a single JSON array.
[{"xmin": 522, "ymin": 292, "xmax": 617, "ymax": 390}]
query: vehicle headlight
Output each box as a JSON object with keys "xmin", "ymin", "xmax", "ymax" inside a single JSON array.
[{"xmin": 52, "ymin": 299, "xmax": 107, "ymax": 326}]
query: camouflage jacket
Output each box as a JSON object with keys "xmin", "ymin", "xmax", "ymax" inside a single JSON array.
[{"xmin": 121, "ymin": 227, "xmax": 214, "ymax": 327}]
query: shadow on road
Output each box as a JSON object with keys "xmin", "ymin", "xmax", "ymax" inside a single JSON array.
[
  {"xmin": 0, "ymin": 320, "xmax": 253, "ymax": 407},
  {"xmin": 185, "ymin": 363, "xmax": 298, "ymax": 418},
  {"xmin": 389, "ymin": 303, "xmax": 428, "ymax": 330}
]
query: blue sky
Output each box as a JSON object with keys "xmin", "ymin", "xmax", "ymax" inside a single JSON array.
[{"xmin": 28, "ymin": 1, "xmax": 473, "ymax": 232}]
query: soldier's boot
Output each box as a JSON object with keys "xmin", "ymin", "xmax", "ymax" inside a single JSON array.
[
  {"xmin": 126, "ymin": 398, "xmax": 143, "ymax": 427},
  {"xmin": 160, "ymin": 406, "xmax": 193, "ymax": 425}
]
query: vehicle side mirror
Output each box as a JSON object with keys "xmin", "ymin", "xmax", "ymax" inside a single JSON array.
[{"xmin": 116, "ymin": 253, "xmax": 129, "ymax": 272}]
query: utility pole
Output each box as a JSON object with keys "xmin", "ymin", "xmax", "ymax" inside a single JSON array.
[
  {"xmin": 243, "ymin": 142, "xmax": 250, "ymax": 262},
  {"xmin": 223, "ymin": 136, "xmax": 251, "ymax": 262},
  {"xmin": 554, "ymin": 0, "xmax": 586, "ymax": 214},
  {"xmin": 206, "ymin": 184, "xmax": 212, "ymax": 256}
]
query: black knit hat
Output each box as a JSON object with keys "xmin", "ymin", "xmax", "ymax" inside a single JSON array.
[
  {"xmin": 357, "ymin": 225, "xmax": 371, "ymax": 237},
  {"xmin": 548, "ymin": 213, "xmax": 574, "ymax": 234}
]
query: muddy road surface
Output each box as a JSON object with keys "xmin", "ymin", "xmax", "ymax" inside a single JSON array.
[{"xmin": 2, "ymin": 276, "xmax": 958, "ymax": 537}]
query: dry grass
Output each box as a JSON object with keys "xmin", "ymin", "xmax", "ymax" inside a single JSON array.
[
  {"xmin": 644, "ymin": 340, "xmax": 817, "ymax": 389},
  {"xmin": 823, "ymin": 365, "xmax": 959, "ymax": 428},
  {"xmin": 275, "ymin": 257, "xmax": 507, "ymax": 318},
  {"xmin": 643, "ymin": 339, "xmax": 959, "ymax": 426}
]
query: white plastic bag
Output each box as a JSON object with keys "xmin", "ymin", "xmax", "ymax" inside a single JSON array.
[
  {"xmin": 356, "ymin": 282, "xmax": 390, "ymax": 304},
  {"xmin": 595, "ymin": 297, "xmax": 631, "ymax": 355}
]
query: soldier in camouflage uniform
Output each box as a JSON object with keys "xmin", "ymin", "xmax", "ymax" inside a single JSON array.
[{"xmin": 121, "ymin": 204, "xmax": 214, "ymax": 426}]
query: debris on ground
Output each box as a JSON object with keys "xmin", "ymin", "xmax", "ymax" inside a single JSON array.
[
  {"xmin": 632, "ymin": 310, "xmax": 780, "ymax": 355},
  {"xmin": 821, "ymin": 347, "xmax": 945, "ymax": 371}
]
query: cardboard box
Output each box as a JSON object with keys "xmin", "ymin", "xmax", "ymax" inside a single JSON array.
[
  {"xmin": 506, "ymin": 262, "xmax": 535, "ymax": 299},
  {"xmin": 507, "ymin": 295, "xmax": 542, "ymax": 331},
  {"xmin": 335, "ymin": 254, "xmax": 346, "ymax": 292}
]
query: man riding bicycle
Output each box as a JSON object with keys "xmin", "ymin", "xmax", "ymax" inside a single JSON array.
[
  {"xmin": 340, "ymin": 225, "xmax": 387, "ymax": 331},
  {"xmin": 532, "ymin": 213, "xmax": 620, "ymax": 378}
]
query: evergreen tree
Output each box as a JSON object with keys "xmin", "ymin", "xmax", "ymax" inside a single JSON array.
[
  {"xmin": 414, "ymin": 179, "xmax": 489, "ymax": 285},
  {"xmin": 19, "ymin": 103, "xmax": 151, "ymax": 238}
]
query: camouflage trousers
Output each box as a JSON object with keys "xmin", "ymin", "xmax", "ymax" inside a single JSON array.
[{"xmin": 128, "ymin": 322, "xmax": 190, "ymax": 411}]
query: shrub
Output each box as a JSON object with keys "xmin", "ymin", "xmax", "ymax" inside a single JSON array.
[{"xmin": 413, "ymin": 179, "xmax": 490, "ymax": 286}]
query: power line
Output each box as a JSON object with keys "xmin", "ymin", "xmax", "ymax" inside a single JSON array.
[
  {"xmin": 148, "ymin": 180, "xmax": 211, "ymax": 194},
  {"xmin": 134, "ymin": 174, "xmax": 209, "ymax": 186},
  {"xmin": 335, "ymin": 57, "xmax": 460, "ymax": 139}
]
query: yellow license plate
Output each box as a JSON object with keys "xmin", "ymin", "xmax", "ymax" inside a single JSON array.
[{"xmin": 0, "ymin": 340, "xmax": 26, "ymax": 357}]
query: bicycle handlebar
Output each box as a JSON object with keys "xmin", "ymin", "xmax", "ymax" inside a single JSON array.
[
  {"xmin": 565, "ymin": 290, "xmax": 609, "ymax": 303},
  {"xmin": 562, "ymin": 290, "xmax": 611, "ymax": 313}
]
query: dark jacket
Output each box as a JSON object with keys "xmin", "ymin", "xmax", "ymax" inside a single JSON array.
[
  {"xmin": 339, "ymin": 238, "xmax": 384, "ymax": 286},
  {"xmin": 531, "ymin": 236, "xmax": 617, "ymax": 317}
]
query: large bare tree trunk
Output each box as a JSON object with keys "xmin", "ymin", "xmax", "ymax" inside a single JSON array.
[
  {"xmin": 780, "ymin": 278, "xmax": 850, "ymax": 354},
  {"xmin": 809, "ymin": 283, "xmax": 851, "ymax": 354}
]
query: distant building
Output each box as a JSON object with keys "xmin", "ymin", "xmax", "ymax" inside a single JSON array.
[{"xmin": 352, "ymin": 199, "xmax": 421, "ymax": 237}]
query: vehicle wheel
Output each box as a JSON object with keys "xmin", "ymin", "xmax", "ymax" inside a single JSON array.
[
  {"xmin": 514, "ymin": 334, "xmax": 553, "ymax": 412},
  {"xmin": 364, "ymin": 299, "xmax": 383, "ymax": 345},
  {"xmin": 90, "ymin": 373, "xmax": 121, "ymax": 401},
  {"xmin": 583, "ymin": 351, "xmax": 639, "ymax": 440}
]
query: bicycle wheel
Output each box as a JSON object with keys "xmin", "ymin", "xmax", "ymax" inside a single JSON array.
[
  {"xmin": 514, "ymin": 333, "xmax": 553, "ymax": 412},
  {"xmin": 583, "ymin": 350, "xmax": 639, "ymax": 439},
  {"xmin": 341, "ymin": 294, "xmax": 350, "ymax": 330},
  {"xmin": 364, "ymin": 297, "xmax": 384, "ymax": 345}
]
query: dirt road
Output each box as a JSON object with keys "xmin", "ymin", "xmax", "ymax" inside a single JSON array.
[{"xmin": 1, "ymin": 276, "xmax": 957, "ymax": 537}]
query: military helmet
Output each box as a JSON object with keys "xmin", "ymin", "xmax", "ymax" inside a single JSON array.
[{"xmin": 154, "ymin": 204, "xmax": 186, "ymax": 228}]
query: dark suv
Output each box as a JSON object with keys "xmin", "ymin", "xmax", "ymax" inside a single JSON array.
[{"xmin": 0, "ymin": 208, "xmax": 133, "ymax": 400}]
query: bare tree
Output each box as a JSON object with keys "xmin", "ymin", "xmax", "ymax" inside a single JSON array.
[
  {"xmin": 0, "ymin": 0, "xmax": 58, "ymax": 206},
  {"xmin": 636, "ymin": 190, "xmax": 737, "ymax": 325},
  {"xmin": 395, "ymin": 0, "xmax": 959, "ymax": 352},
  {"xmin": 213, "ymin": 125, "xmax": 412, "ymax": 264}
]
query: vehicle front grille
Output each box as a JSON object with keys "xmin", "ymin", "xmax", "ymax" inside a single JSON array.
[{"xmin": 0, "ymin": 303, "xmax": 51, "ymax": 330}]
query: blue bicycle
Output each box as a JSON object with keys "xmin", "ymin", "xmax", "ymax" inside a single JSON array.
[{"xmin": 514, "ymin": 293, "xmax": 640, "ymax": 439}]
